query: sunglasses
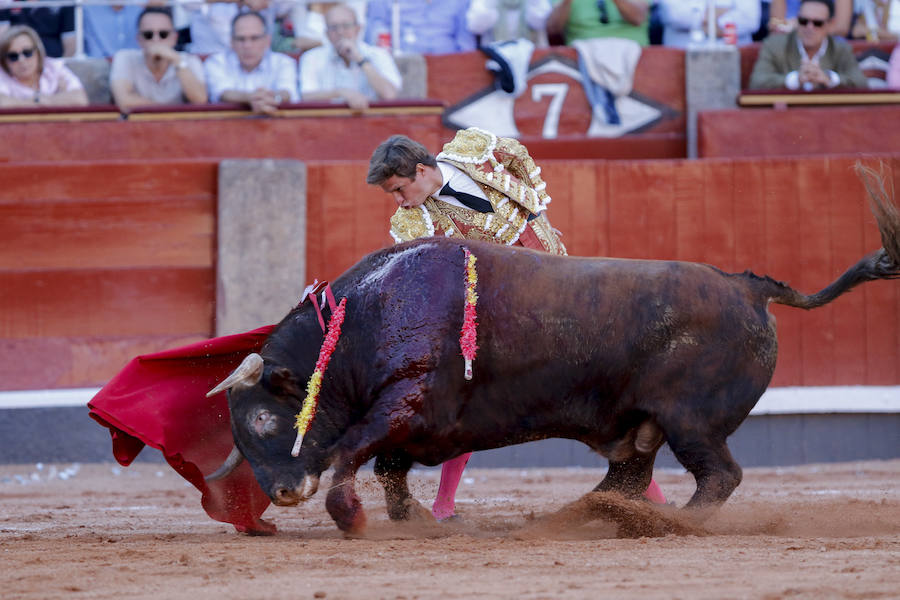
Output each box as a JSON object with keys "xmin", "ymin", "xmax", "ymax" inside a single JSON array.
[
  {"xmin": 6, "ymin": 47, "xmax": 35, "ymax": 62},
  {"xmin": 797, "ymin": 16, "xmax": 826, "ymax": 28},
  {"xmin": 597, "ymin": 0, "xmax": 609, "ymax": 24},
  {"xmin": 140, "ymin": 29, "xmax": 172, "ymax": 40}
]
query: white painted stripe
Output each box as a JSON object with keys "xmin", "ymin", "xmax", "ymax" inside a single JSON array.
[
  {"xmin": 0, "ymin": 388, "xmax": 102, "ymax": 409},
  {"xmin": 0, "ymin": 385, "xmax": 897, "ymax": 413},
  {"xmin": 749, "ymin": 386, "xmax": 900, "ymax": 415}
]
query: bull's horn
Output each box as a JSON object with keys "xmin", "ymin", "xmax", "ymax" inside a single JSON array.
[
  {"xmin": 206, "ymin": 353, "xmax": 264, "ymax": 397},
  {"xmin": 205, "ymin": 445, "xmax": 245, "ymax": 481}
]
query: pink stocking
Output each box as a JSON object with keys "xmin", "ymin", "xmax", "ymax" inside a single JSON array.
[
  {"xmin": 432, "ymin": 452, "xmax": 472, "ymax": 520},
  {"xmin": 643, "ymin": 478, "xmax": 667, "ymax": 504}
]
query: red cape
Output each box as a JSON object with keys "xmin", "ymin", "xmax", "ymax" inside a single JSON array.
[{"xmin": 88, "ymin": 325, "xmax": 277, "ymax": 535}]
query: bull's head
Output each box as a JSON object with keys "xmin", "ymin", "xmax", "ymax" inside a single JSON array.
[{"xmin": 206, "ymin": 353, "xmax": 321, "ymax": 506}]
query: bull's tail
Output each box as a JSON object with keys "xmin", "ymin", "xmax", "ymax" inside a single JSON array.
[{"xmin": 765, "ymin": 162, "xmax": 900, "ymax": 310}]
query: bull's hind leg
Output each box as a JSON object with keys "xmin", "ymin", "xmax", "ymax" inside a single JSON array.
[
  {"xmin": 667, "ymin": 433, "xmax": 742, "ymax": 514},
  {"xmin": 374, "ymin": 451, "xmax": 431, "ymax": 522}
]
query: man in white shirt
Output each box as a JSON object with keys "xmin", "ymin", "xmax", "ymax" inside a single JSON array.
[
  {"xmin": 110, "ymin": 7, "xmax": 208, "ymax": 113},
  {"xmin": 204, "ymin": 10, "xmax": 297, "ymax": 114},
  {"xmin": 299, "ymin": 3, "xmax": 401, "ymax": 111}
]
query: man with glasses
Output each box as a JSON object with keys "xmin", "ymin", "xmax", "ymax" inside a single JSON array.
[
  {"xmin": 110, "ymin": 7, "xmax": 207, "ymax": 113},
  {"xmin": 299, "ymin": 3, "xmax": 401, "ymax": 111},
  {"xmin": 749, "ymin": 0, "xmax": 868, "ymax": 89},
  {"xmin": 204, "ymin": 10, "xmax": 297, "ymax": 114}
]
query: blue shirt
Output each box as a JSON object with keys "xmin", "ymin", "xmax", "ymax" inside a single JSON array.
[
  {"xmin": 364, "ymin": 0, "xmax": 476, "ymax": 55},
  {"xmin": 83, "ymin": 5, "xmax": 142, "ymax": 58}
]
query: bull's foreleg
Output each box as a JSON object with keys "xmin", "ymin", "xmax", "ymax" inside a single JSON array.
[{"xmin": 325, "ymin": 412, "xmax": 419, "ymax": 533}]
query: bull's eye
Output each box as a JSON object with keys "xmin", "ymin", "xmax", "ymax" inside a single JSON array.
[{"xmin": 250, "ymin": 409, "xmax": 280, "ymax": 437}]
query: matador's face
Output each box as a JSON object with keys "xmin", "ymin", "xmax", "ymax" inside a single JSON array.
[{"xmin": 379, "ymin": 163, "xmax": 442, "ymax": 209}]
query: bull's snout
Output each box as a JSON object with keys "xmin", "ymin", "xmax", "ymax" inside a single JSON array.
[
  {"xmin": 272, "ymin": 487, "xmax": 302, "ymax": 506},
  {"xmin": 271, "ymin": 475, "xmax": 319, "ymax": 506}
]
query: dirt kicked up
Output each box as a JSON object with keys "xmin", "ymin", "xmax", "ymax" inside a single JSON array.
[{"xmin": 2, "ymin": 459, "xmax": 898, "ymax": 600}]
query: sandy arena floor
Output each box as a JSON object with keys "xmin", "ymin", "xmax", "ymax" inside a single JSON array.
[{"xmin": 2, "ymin": 459, "xmax": 898, "ymax": 599}]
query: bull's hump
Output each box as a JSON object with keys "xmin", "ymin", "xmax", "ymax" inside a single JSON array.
[{"xmin": 359, "ymin": 241, "xmax": 443, "ymax": 290}]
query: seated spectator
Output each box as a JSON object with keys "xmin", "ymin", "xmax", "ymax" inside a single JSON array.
[
  {"xmin": 0, "ymin": 25, "xmax": 87, "ymax": 107},
  {"xmin": 204, "ymin": 10, "xmax": 297, "ymax": 114},
  {"xmin": 769, "ymin": 0, "xmax": 852, "ymax": 36},
  {"xmin": 183, "ymin": 0, "xmax": 283, "ymax": 55},
  {"xmin": 466, "ymin": 0, "xmax": 552, "ymax": 46},
  {"xmin": 657, "ymin": 0, "xmax": 761, "ymax": 47},
  {"xmin": 364, "ymin": 0, "xmax": 476, "ymax": 54},
  {"xmin": 547, "ymin": 0, "xmax": 651, "ymax": 45},
  {"xmin": 0, "ymin": 0, "xmax": 75, "ymax": 57},
  {"xmin": 83, "ymin": 3, "xmax": 143, "ymax": 58},
  {"xmin": 275, "ymin": 1, "xmax": 366, "ymax": 53},
  {"xmin": 299, "ymin": 3, "xmax": 400, "ymax": 110},
  {"xmin": 851, "ymin": 0, "xmax": 899, "ymax": 42},
  {"xmin": 110, "ymin": 7, "xmax": 208, "ymax": 113},
  {"xmin": 749, "ymin": 0, "xmax": 868, "ymax": 89},
  {"xmin": 888, "ymin": 43, "xmax": 900, "ymax": 86}
]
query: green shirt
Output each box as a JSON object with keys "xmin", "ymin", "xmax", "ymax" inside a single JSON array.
[{"xmin": 552, "ymin": 0, "xmax": 649, "ymax": 46}]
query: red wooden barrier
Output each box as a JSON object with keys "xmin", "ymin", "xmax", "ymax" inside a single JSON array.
[
  {"xmin": 0, "ymin": 160, "xmax": 219, "ymax": 389},
  {"xmin": 698, "ymin": 106, "xmax": 900, "ymax": 158},
  {"xmin": 1, "ymin": 156, "xmax": 897, "ymax": 390}
]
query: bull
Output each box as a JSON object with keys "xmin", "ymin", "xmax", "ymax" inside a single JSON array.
[{"xmin": 207, "ymin": 167, "xmax": 899, "ymax": 535}]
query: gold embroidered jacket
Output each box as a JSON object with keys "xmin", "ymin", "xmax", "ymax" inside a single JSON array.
[{"xmin": 389, "ymin": 127, "xmax": 566, "ymax": 256}]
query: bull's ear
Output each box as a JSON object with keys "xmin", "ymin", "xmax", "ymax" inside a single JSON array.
[{"xmin": 266, "ymin": 366, "xmax": 302, "ymax": 400}]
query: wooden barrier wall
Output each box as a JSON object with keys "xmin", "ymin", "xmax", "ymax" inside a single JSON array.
[
  {"xmin": 0, "ymin": 160, "xmax": 218, "ymax": 389},
  {"xmin": 698, "ymin": 106, "xmax": 900, "ymax": 158},
  {"xmin": 2, "ymin": 156, "xmax": 898, "ymax": 391}
]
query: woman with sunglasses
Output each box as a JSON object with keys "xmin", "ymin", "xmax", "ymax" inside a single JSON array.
[{"xmin": 0, "ymin": 25, "xmax": 87, "ymax": 107}]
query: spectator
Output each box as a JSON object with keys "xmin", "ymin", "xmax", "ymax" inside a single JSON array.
[
  {"xmin": 183, "ymin": 0, "xmax": 283, "ymax": 55},
  {"xmin": 204, "ymin": 10, "xmax": 297, "ymax": 114},
  {"xmin": 851, "ymin": 0, "xmax": 900, "ymax": 42},
  {"xmin": 83, "ymin": 4, "xmax": 143, "ymax": 58},
  {"xmin": 299, "ymin": 3, "xmax": 400, "ymax": 110},
  {"xmin": 769, "ymin": 0, "xmax": 852, "ymax": 36},
  {"xmin": 888, "ymin": 42, "xmax": 900, "ymax": 86},
  {"xmin": 110, "ymin": 7, "xmax": 208, "ymax": 113},
  {"xmin": 0, "ymin": 0, "xmax": 75, "ymax": 57},
  {"xmin": 364, "ymin": 0, "xmax": 476, "ymax": 54},
  {"xmin": 276, "ymin": 0, "xmax": 366, "ymax": 53},
  {"xmin": 749, "ymin": 0, "xmax": 868, "ymax": 89},
  {"xmin": 466, "ymin": 0, "xmax": 553, "ymax": 46},
  {"xmin": 0, "ymin": 24, "xmax": 87, "ymax": 106},
  {"xmin": 547, "ymin": 0, "xmax": 651, "ymax": 45},
  {"xmin": 657, "ymin": 0, "xmax": 761, "ymax": 47}
]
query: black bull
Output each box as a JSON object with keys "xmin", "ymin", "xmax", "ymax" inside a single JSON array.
[{"xmin": 209, "ymin": 174, "xmax": 899, "ymax": 534}]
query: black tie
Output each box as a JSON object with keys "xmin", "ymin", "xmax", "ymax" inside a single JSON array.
[{"xmin": 440, "ymin": 183, "xmax": 494, "ymax": 214}]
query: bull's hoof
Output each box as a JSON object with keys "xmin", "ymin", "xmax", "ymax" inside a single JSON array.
[
  {"xmin": 337, "ymin": 511, "xmax": 368, "ymax": 537},
  {"xmin": 402, "ymin": 498, "xmax": 436, "ymax": 523}
]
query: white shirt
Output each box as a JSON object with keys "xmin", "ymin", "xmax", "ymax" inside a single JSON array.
[
  {"xmin": 433, "ymin": 162, "xmax": 490, "ymax": 210},
  {"xmin": 466, "ymin": 0, "xmax": 552, "ymax": 42},
  {"xmin": 658, "ymin": 0, "xmax": 761, "ymax": 47},
  {"xmin": 299, "ymin": 40, "xmax": 401, "ymax": 100},
  {"xmin": 785, "ymin": 35, "xmax": 841, "ymax": 90},
  {"xmin": 204, "ymin": 50, "xmax": 298, "ymax": 103}
]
